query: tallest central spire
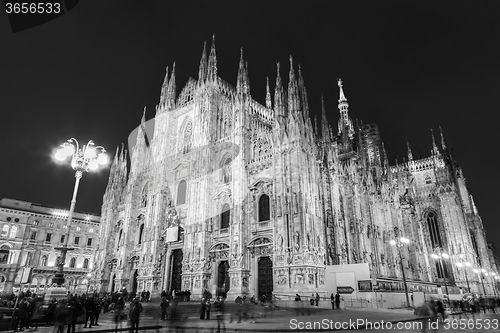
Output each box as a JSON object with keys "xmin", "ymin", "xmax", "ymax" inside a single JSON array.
[
  {"xmin": 337, "ymin": 78, "xmax": 354, "ymax": 137},
  {"xmin": 207, "ymin": 34, "xmax": 217, "ymax": 81}
]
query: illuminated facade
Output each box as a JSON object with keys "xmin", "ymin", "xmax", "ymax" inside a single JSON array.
[
  {"xmin": 95, "ymin": 39, "xmax": 494, "ymax": 300},
  {"xmin": 0, "ymin": 198, "xmax": 99, "ymax": 295}
]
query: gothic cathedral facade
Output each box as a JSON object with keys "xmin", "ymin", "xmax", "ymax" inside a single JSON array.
[{"xmin": 93, "ymin": 38, "xmax": 493, "ymax": 300}]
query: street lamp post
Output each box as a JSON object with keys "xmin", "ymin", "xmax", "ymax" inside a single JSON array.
[
  {"xmin": 53, "ymin": 139, "xmax": 107, "ymax": 288},
  {"xmin": 389, "ymin": 237, "xmax": 411, "ymax": 308},
  {"xmin": 430, "ymin": 249, "xmax": 450, "ymax": 301}
]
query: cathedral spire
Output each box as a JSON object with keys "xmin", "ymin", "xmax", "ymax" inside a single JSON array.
[
  {"xmin": 337, "ymin": 78, "xmax": 353, "ymax": 137},
  {"xmin": 298, "ymin": 64, "xmax": 310, "ymax": 120},
  {"xmin": 287, "ymin": 56, "xmax": 300, "ymax": 117},
  {"xmin": 207, "ymin": 34, "xmax": 217, "ymax": 81},
  {"xmin": 382, "ymin": 142, "xmax": 389, "ymax": 168},
  {"xmin": 439, "ymin": 125, "xmax": 447, "ymax": 150},
  {"xmin": 198, "ymin": 41, "xmax": 207, "ymax": 83},
  {"xmin": 265, "ymin": 76, "xmax": 272, "ymax": 109},
  {"xmin": 274, "ymin": 62, "xmax": 285, "ymax": 118},
  {"xmin": 406, "ymin": 137, "xmax": 413, "ymax": 162},
  {"xmin": 431, "ymin": 128, "xmax": 440, "ymax": 155},
  {"xmin": 167, "ymin": 62, "xmax": 176, "ymax": 110},
  {"xmin": 236, "ymin": 48, "xmax": 249, "ymax": 95},
  {"xmin": 321, "ymin": 95, "xmax": 330, "ymax": 141},
  {"xmin": 159, "ymin": 66, "xmax": 169, "ymax": 106}
]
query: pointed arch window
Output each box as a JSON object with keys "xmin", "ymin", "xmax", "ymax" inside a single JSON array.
[
  {"xmin": 258, "ymin": 194, "xmax": 270, "ymax": 222},
  {"xmin": 24, "ymin": 252, "xmax": 33, "ymax": 266},
  {"xmin": 69, "ymin": 257, "xmax": 76, "ymax": 268},
  {"xmin": 117, "ymin": 229, "xmax": 123, "ymax": 249},
  {"xmin": 0, "ymin": 245, "xmax": 10, "ymax": 264},
  {"xmin": 40, "ymin": 255, "xmax": 48, "ymax": 267},
  {"xmin": 182, "ymin": 122, "xmax": 193, "ymax": 154},
  {"xmin": 83, "ymin": 258, "xmax": 89, "ymax": 269},
  {"xmin": 177, "ymin": 180, "xmax": 187, "ymax": 205},
  {"xmin": 141, "ymin": 184, "xmax": 148, "ymax": 207},
  {"xmin": 221, "ymin": 158, "xmax": 232, "ymax": 183},
  {"xmin": 470, "ymin": 229, "xmax": 482, "ymax": 266},
  {"xmin": 426, "ymin": 211, "xmax": 443, "ymax": 249},
  {"xmin": 138, "ymin": 223, "xmax": 145, "ymax": 244},
  {"xmin": 220, "ymin": 203, "xmax": 230, "ymax": 230},
  {"xmin": 425, "ymin": 174, "xmax": 432, "ymax": 185}
]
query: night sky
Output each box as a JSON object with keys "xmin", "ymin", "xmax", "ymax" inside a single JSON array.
[{"xmin": 1, "ymin": 1, "xmax": 499, "ymax": 244}]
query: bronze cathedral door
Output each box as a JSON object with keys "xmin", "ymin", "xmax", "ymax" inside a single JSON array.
[
  {"xmin": 170, "ymin": 249, "xmax": 183, "ymax": 293},
  {"xmin": 217, "ymin": 260, "xmax": 230, "ymax": 297},
  {"xmin": 258, "ymin": 256, "xmax": 273, "ymax": 300}
]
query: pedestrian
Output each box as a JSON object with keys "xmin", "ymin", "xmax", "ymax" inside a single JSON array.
[
  {"xmin": 204, "ymin": 297, "xmax": 211, "ymax": 320},
  {"xmin": 93, "ymin": 298, "xmax": 102, "ymax": 326},
  {"xmin": 310, "ymin": 294, "xmax": 315, "ymax": 306},
  {"xmin": 129, "ymin": 298, "xmax": 143, "ymax": 333},
  {"xmin": 113, "ymin": 296, "xmax": 125, "ymax": 332},
  {"xmin": 160, "ymin": 297, "xmax": 169, "ymax": 320},
  {"xmin": 330, "ymin": 293, "xmax": 335, "ymax": 310},
  {"xmin": 214, "ymin": 297, "xmax": 225, "ymax": 333},
  {"xmin": 53, "ymin": 300, "xmax": 67, "ymax": 333},
  {"xmin": 83, "ymin": 296, "xmax": 96, "ymax": 328},
  {"xmin": 335, "ymin": 293, "xmax": 341, "ymax": 309},
  {"xmin": 315, "ymin": 293, "xmax": 320, "ymax": 306},
  {"xmin": 199, "ymin": 298, "xmax": 206, "ymax": 320},
  {"xmin": 436, "ymin": 300, "xmax": 445, "ymax": 320}
]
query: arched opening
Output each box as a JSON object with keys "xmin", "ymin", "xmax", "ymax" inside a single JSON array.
[
  {"xmin": 182, "ymin": 122, "xmax": 193, "ymax": 154},
  {"xmin": 1, "ymin": 225, "xmax": 9, "ymax": 237},
  {"xmin": 83, "ymin": 258, "xmax": 89, "ymax": 269},
  {"xmin": 177, "ymin": 180, "xmax": 187, "ymax": 205},
  {"xmin": 132, "ymin": 270, "xmax": 138, "ymax": 295},
  {"xmin": 69, "ymin": 257, "xmax": 76, "ymax": 268},
  {"xmin": 138, "ymin": 224, "xmax": 145, "ymax": 244},
  {"xmin": 111, "ymin": 274, "xmax": 116, "ymax": 292},
  {"xmin": 170, "ymin": 249, "xmax": 183, "ymax": 293},
  {"xmin": 141, "ymin": 185, "xmax": 148, "ymax": 207},
  {"xmin": 217, "ymin": 261, "xmax": 230, "ymax": 298},
  {"xmin": 258, "ymin": 256, "xmax": 273, "ymax": 300},
  {"xmin": 40, "ymin": 255, "xmax": 48, "ymax": 267},
  {"xmin": 0, "ymin": 245, "xmax": 9, "ymax": 264},
  {"xmin": 258, "ymin": 194, "xmax": 270, "ymax": 222},
  {"xmin": 220, "ymin": 203, "xmax": 230, "ymax": 230},
  {"xmin": 426, "ymin": 212, "xmax": 443, "ymax": 249},
  {"xmin": 9, "ymin": 226, "xmax": 17, "ymax": 239}
]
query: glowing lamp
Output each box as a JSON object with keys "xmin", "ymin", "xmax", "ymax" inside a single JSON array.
[
  {"xmin": 88, "ymin": 160, "xmax": 98, "ymax": 170},
  {"xmin": 97, "ymin": 153, "xmax": 108, "ymax": 165}
]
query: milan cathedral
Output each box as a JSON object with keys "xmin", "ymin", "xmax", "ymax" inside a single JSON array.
[{"xmin": 93, "ymin": 37, "xmax": 492, "ymax": 300}]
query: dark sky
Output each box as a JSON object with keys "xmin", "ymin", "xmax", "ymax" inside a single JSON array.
[{"xmin": 1, "ymin": 1, "xmax": 499, "ymax": 242}]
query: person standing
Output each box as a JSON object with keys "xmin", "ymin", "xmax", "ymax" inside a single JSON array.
[
  {"xmin": 160, "ymin": 297, "xmax": 169, "ymax": 320},
  {"xmin": 214, "ymin": 297, "xmax": 225, "ymax": 333},
  {"xmin": 113, "ymin": 296, "xmax": 125, "ymax": 333},
  {"xmin": 93, "ymin": 298, "xmax": 102, "ymax": 326},
  {"xmin": 83, "ymin": 297, "xmax": 96, "ymax": 328},
  {"xmin": 199, "ymin": 298, "xmax": 206, "ymax": 320},
  {"xmin": 330, "ymin": 294, "xmax": 335, "ymax": 310},
  {"xmin": 53, "ymin": 300, "xmax": 67, "ymax": 333},
  {"xmin": 335, "ymin": 293, "xmax": 341, "ymax": 310},
  {"xmin": 204, "ymin": 297, "xmax": 212, "ymax": 320},
  {"xmin": 129, "ymin": 298, "xmax": 143, "ymax": 333},
  {"xmin": 315, "ymin": 293, "xmax": 320, "ymax": 306}
]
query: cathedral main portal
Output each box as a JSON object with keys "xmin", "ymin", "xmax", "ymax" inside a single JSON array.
[
  {"xmin": 217, "ymin": 261, "xmax": 230, "ymax": 297},
  {"xmin": 258, "ymin": 256, "xmax": 273, "ymax": 300},
  {"xmin": 171, "ymin": 249, "xmax": 183, "ymax": 293}
]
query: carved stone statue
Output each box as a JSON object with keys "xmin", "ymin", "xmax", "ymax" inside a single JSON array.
[
  {"xmin": 278, "ymin": 235, "xmax": 284, "ymax": 252},
  {"xmin": 293, "ymin": 231, "xmax": 300, "ymax": 251}
]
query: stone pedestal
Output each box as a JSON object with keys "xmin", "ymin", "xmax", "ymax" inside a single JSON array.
[{"xmin": 226, "ymin": 269, "xmax": 250, "ymax": 300}]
